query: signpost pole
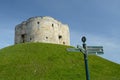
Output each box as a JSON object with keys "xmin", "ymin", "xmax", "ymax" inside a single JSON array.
[
  {"xmin": 82, "ymin": 36, "xmax": 90, "ymax": 80},
  {"xmin": 67, "ymin": 36, "xmax": 104, "ymax": 80}
]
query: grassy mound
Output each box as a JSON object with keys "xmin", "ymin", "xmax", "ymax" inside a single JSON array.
[{"xmin": 0, "ymin": 43, "xmax": 120, "ymax": 80}]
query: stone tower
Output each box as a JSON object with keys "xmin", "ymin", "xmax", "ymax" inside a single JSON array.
[{"xmin": 15, "ymin": 16, "xmax": 70, "ymax": 45}]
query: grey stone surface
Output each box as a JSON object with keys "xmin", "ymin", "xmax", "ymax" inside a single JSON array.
[{"xmin": 15, "ymin": 16, "xmax": 70, "ymax": 45}]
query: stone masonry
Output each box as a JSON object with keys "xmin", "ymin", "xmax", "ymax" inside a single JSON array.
[{"xmin": 15, "ymin": 16, "xmax": 70, "ymax": 45}]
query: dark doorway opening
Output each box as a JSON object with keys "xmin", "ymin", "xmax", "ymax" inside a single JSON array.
[
  {"xmin": 37, "ymin": 22, "xmax": 40, "ymax": 24},
  {"xmin": 21, "ymin": 34, "xmax": 26, "ymax": 43}
]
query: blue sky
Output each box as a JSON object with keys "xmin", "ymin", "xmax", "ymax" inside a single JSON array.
[{"xmin": 0, "ymin": 0, "xmax": 120, "ymax": 64}]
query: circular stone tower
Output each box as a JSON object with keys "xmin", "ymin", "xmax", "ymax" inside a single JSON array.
[{"xmin": 15, "ymin": 16, "xmax": 70, "ymax": 45}]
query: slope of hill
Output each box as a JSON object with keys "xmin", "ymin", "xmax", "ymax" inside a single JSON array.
[{"xmin": 0, "ymin": 43, "xmax": 120, "ymax": 80}]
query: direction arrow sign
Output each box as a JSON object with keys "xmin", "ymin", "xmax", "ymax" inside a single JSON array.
[
  {"xmin": 87, "ymin": 46, "xmax": 104, "ymax": 54},
  {"xmin": 67, "ymin": 46, "xmax": 104, "ymax": 55},
  {"xmin": 87, "ymin": 46, "xmax": 103, "ymax": 49},
  {"xmin": 67, "ymin": 48, "xmax": 85, "ymax": 53},
  {"xmin": 87, "ymin": 46, "xmax": 103, "ymax": 51},
  {"xmin": 87, "ymin": 51, "xmax": 104, "ymax": 55},
  {"xmin": 67, "ymin": 48, "xmax": 80, "ymax": 52}
]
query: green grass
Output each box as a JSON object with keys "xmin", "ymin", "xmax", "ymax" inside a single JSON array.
[{"xmin": 0, "ymin": 42, "xmax": 120, "ymax": 80}]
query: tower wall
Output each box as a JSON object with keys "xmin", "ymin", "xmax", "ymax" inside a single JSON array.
[{"xmin": 15, "ymin": 16, "xmax": 70, "ymax": 45}]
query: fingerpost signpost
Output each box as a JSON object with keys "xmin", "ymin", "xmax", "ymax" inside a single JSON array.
[{"xmin": 67, "ymin": 36, "xmax": 104, "ymax": 80}]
